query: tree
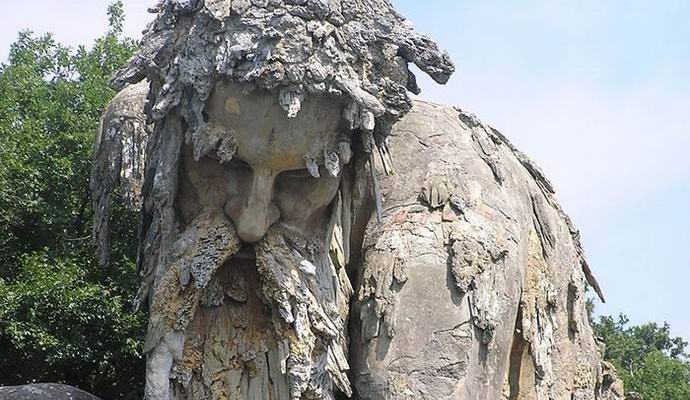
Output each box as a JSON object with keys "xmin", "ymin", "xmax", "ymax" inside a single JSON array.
[
  {"xmin": 0, "ymin": 2, "xmax": 145, "ymax": 399},
  {"xmin": 593, "ymin": 314, "xmax": 690, "ymax": 400}
]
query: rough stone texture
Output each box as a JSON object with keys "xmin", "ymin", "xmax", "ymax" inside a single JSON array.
[
  {"xmin": 91, "ymin": 1, "xmax": 624, "ymax": 399},
  {"xmin": 96, "ymin": 1, "xmax": 455, "ymax": 398},
  {"xmin": 624, "ymin": 393, "xmax": 643, "ymax": 400},
  {"xmin": 0, "ymin": 384, "xmax": 102, "ymax": 400}
]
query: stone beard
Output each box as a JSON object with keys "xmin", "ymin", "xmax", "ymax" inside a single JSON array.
[{"xmin": 143, "ymin": 82, "xmax": 355, "ymax": 400}]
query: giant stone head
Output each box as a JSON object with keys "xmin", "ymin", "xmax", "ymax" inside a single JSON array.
[{"xmin": 93, "ymin": 1, "xmax": 454, "ymax": 399}]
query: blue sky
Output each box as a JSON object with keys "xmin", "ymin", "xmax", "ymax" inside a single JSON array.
[
  {"xmin": 1, "ymin": 1, "xmax": 689, "ymax": 341},
  {"xmin": 394, "ymin": 0, "xmax": 690, "ymax": 341}
]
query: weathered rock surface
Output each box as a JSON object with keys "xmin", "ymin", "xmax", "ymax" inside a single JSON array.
[
  {"xmin": 601, "ymin": 362, "xmax": 626, "ymax": 400},
  {"xmin": 0, "ymin": 384, "xmax": 102, "ymax": 400},
  {"xmin": 99, "ymin": 0, "xmax": 457, "ymax": 398}
]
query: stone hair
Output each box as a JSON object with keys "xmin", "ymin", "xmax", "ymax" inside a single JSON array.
[{"xmin": 112, "ymin": 0, "xmax": 455, "ymax": 157}]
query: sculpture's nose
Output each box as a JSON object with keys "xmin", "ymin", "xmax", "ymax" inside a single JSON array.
[{"xmin": 225, "ymin": 169, "xmax": 280, "ymax": 243}]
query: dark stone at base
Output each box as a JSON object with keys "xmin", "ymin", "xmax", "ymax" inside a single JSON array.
[{"xmin": 0, "ymin": 384, "xmax": 102, "ymax": 400}]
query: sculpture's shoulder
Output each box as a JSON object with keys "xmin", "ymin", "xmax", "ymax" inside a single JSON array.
[
  {"xmin": 385, "ymin": 99, "xmax": 556, "ymax": 205},
  {"xmin": 380, "ymin": 99, "xmax": 557, "ymax": 231},
  {"xmin": 91, "ymin": 81, "xmax": 151, "ymax": 267},
  {"xmin": 91, "ymin": 81, "xmax": 150, "ymax": 206},
  {"xmin": 381, "ymin": 99, "xmax": 603, "ymax": 301},
  {"xmin": 355, "ymin": 101, "xmax": 613, "ymax": 400}
]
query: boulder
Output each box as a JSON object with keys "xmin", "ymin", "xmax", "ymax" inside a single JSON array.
[{"xmin": 0, "ymin": 384, "xmax": 102, "ymax": 400}]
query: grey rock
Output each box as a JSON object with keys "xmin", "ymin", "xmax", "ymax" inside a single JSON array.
[
  {"xmin": 0, "ymin": 384, "xmax": 102, "ymax": 400},
  {"xmin": 94, "ymin": 89, "xmax": 624, "ymax": 399}
]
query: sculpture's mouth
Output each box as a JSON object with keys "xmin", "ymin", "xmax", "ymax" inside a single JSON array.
[{"xmin": 233, "ymin": 244, "xmax": 256, "ymax": 261}]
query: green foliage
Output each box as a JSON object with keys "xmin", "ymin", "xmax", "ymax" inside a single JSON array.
[
  {"xmin": 0, "ymin": 253, "xmax": 144, "ymax": 397},
  {"xmin": 594, "ymin": 314, "xmax": 690, "ymax": 400},
  {"xmin": 0, "ymin": 2, "xmax": 144, "ymax": 398}
]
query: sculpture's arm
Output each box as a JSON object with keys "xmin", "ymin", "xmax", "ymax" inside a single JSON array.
[
  {"xmin": 91, "ymin": 81, "xmax": 150, "ymax": 267},
  {"xmin": 349, "ymin": 100, "xmax": 616, "ymax": 400}
]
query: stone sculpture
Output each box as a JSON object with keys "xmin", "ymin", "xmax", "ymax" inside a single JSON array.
[{"xmin": 91, "ymin": 0, "xmax": 623, "ymax": 399}]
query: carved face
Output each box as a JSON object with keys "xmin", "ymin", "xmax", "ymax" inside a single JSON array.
[
  {"xmin": 158, "ymin": 83, "xmax": 357, "ymax": 400},
  {"xmin": 179, "ymin": 82, "xmax": 348, "ymax": 243}
]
